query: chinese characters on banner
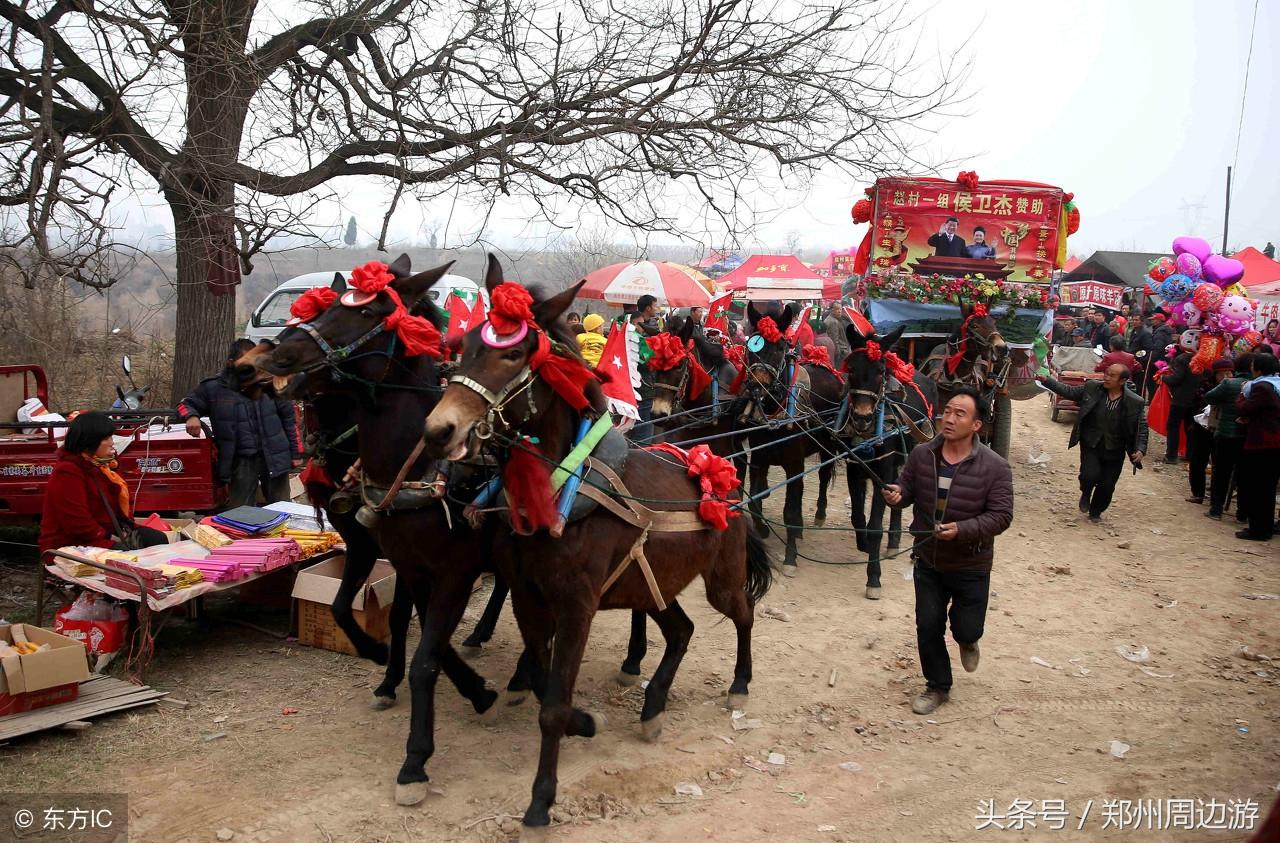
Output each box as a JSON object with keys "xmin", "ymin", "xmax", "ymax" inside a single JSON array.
[
  {"xmin": 1059, "ymin": 281, "xmax": 1127, "ymax": 311},
  {"xmin": 870, "ymin": 177, "xmax": 1064, "ymax": 283},
  {"xmin": 1255, "ymin": 297, "xmax": 1280, "ymax": 332}
]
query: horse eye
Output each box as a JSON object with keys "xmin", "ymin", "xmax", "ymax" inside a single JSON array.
[
  {"xmin": 502, "ymin": 350, "xmax": 523, "ymax": 361},
  {"xmin": 360, "ymin": 308, "xmax": 372, "ymax": 318}
]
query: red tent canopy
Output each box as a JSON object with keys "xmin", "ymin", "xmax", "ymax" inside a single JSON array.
[
  {"xmin": 1063, "ymin": 255, "xmax": 1084, "ymax": 273},
  {"xmin": 719, "ymin": 254, "xmax": 842, "ymax": 301},
  {"xmin": 1234, "ymin": 246, "xmax": 1280, "ymax": 288}
]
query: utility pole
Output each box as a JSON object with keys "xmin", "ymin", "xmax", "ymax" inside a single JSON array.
[{"xmin": 1222, "ymin": 166, "xmax": 1232, "ymax": 254}]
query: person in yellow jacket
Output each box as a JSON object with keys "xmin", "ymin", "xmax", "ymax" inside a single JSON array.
[{"xmin": 577, "ymin": 313, "xmax": 608, "ymax": 367}]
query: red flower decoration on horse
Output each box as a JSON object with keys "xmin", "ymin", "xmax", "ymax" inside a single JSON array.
[
  {"xmin": 288, "ymin": 287, "xmax": 337, "ymax": 324},
  {"xmin": 489, "ymin": 282, "xmax": 535, "ymax": 335},
  {"xmin": 349, "ymin": 261, "xmax": 395, "ymax": 295},
  {"xmin": 756, "ymin": 317, "xmax": 782, "ymax": 344},
  {"xmin": 646, "ymin": 333, "xmax": 688, "ymax": 371}
]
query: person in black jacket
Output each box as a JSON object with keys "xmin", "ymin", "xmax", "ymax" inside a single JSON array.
[
  {"xmin": 1160, "ymin": 343, "xmax": 1205, "ymax": 463},
  {"xmin": 1144, "ymin": 315, "xmax": 1174, "ymax": 398},
  {"xmin": 927, "ymin": 217, "xmax": 968, "ymax": 258},
  {"xmin": 180, "ymin": 339, "xmax": 302, "ymax": 508},
  {"xmin": 1037, "ymin": 364, "xmax": 1148, "ymax": 523}
]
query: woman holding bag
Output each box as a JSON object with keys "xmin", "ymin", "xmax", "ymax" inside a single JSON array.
[{"xmin": 39, "ymin": 412, "xmax": 169, "ymax": 554}]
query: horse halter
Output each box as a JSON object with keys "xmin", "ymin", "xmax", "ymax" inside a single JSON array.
[
  {"xmin": 448, "ymin": 365, "xmax": 540, "ymax": 442},
  {"xmin": 653, "ymin": 356, "xmax": 691, "ymax": 412},
  {"xmin": 843, "ymin": 347, "xmax": 888, "ymax": 434},
  {"xmin": 293, "ymin": 319, "xmax": 389, "ymax": 367}
]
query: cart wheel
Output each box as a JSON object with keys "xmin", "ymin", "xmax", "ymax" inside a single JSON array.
[{"xmin": 991, "ymin": 393, "xmax": 1012, "ymax": 458}]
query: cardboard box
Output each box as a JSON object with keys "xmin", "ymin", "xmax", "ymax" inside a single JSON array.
[
  {"xmin": 161, "ymin": 518, "xmax": 196, "ymax": 544},
  {"xmin": 291, "ymin": 556, "xmax": 395, "ymax": 657},
  {"xmin": 0, "ymin": 624, "xmax": 90, "ymax": 716}
]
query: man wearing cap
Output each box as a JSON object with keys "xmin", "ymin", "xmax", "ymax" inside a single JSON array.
[
  {"xmin": 576, "ymin": 313, "xmax": 608, "ymax": 367},
  {"xmin": 1036, "ymin": 363, "xmax": 1147, "ymax": 524}
]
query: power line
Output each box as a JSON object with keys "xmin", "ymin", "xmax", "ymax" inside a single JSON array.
[{"xmin": 1232, "ymin": 0, "xmax": 1260, "ymax": 171}]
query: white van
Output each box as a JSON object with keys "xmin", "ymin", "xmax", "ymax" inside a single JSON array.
[{"xmin": 246, "ymin": 271, "xmax": 486, "ymax": 344}]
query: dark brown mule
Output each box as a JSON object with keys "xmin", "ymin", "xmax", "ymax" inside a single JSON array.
[
  {"xmin": 738, "ymin": 301, "xmax": 845, "ymax": 573},
  {"xmin": 839, "ymin": 324, "xmax": 938, "ymax": 599},
  {"xmin": 421, "ymin": 256, "xmax": 773, "ymax": 829},
  {"xmin": 648, "ymin": 319, "xmax": 741, "ymax": 457},
  {"xmin": 264, "ymin": 255, "xmax": 534, "ymax": 808},
  {"xmin": 235, "ymin": 332, "xmax": 417, "ymax": 706},
  {"xmin": 919, "ymin": 302, "xmax": 1011, "ymax": 453}
]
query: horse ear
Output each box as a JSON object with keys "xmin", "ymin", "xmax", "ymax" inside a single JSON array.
[
  {"xmin": 959, "ymin": 301, "xmax": 972, "ymax": 320},
  {"xmin": 882, "ymin": 325, "xmax": 906, "ymax": 350},
  {"xmin": 483, "ymin": 253, "xmax": 503, "ymax": 295},
  {"xmin": 387, "ymin": 253, "xmax": 412, "ymax": 278},
  {"xmin": 330, "ymin": 272, "xmax": 347, "ymax": 293},
  {"xmin": 777, "ymin": 303, "xmax": 796, "ymax": 334},
  {"xmin": 746, "ymin": 301, "xmax": 761, "ymax": 327},
  {"xmin": 677, "ymin": 316, "xmax": 696, "ymax": 344},
  {"xmin": 846, "ymin": 322, "xmax": 866, "ymax": 349},
  {"xmin": 393, "ymin": 261, "xmax": 454, "ymax": 309},
  {"xmin": 534, "ymin": 279, "xmax": 587, "ymax": 326}
]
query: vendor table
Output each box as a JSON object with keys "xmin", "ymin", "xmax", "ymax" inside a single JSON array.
[{"xmin": 35, "ymin": 545, "xmax": 343, "ymax": 679}]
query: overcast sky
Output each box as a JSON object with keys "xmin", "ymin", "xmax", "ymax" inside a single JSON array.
[{"xmin": 118, "ymin": 0, "xmax": 1276, "ymax": 263}]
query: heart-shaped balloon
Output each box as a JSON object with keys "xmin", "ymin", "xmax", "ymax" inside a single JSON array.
[
  {"xmin": 1203, "ymin": 254, "xmax": 1245, "ymax": 287},
  {"xmin": 1172, "ymin": 236, "xmax": 1213, "ymax": 263}
]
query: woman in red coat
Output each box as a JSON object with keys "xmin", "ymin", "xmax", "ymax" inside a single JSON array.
[{"xmin": 38, "ymin": 412, "xmax": 169, "ymax": 554}]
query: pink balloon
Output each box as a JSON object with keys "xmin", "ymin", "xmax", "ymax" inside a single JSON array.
[
  {"xmin": 1203, "ymin": 254, "xmax": 1245, "ymax": 287},
  {"xmin": 1172, "ymin": 236, "xmax": 1213, "ymax": 263},
  {"xmin": 1175, "ymin": 253, "xmax": 1202, "ymax": 278}
]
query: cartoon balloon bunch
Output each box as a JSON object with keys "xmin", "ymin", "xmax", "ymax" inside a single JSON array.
[{"xmin": 1146, "ymin": 236, "xmax": 1260, "ymax": 373}]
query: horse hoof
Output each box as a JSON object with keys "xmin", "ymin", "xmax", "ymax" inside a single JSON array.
[
  {"xmin": 616, "ymin": 670, "xmax": 642, "ymax": 687},
  {"xmin": 459, "ymin": 644, "xmax": 483, "ymax": 660},
  {"xmin": 782, "ymin": 564, "xmax": 797, "ymax": 578},
  {"xmin": 519, "ymin": 823, "xmax": 552, "ymax": 841},
  {"xmin": 369, "ymin": 694, "xmax": 396, "ymax": 711},
  {"xmin": 640, "ymin": 714, "xmax": 664, "ymax": 743},
  {"xmin": 395, "ymin": 782, "xmax": 428, "ymax": 807},
  {"xmin": 727, "ymin": 693, "xmax": 748, "ymax": 712},
  {"xmin": 813, "ymin": 516, "xmax": 826, "ymax": 527},
  {"xmin": 865, "ymin": 586, "xmax": 882, "ymax": 600},
  {"xmin": 504, "ymin": 689, "xmax": 530, "ymax": 707},
  {"xmin": 587, "ymin": 710, "xmax": 608, "ymax": 734}
]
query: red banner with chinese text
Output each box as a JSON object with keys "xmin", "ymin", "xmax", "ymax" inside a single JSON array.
[
  {"xmin": 869, "ymin": 177, "xmax": 1064, "ymax": 284},
  {"xmin": 1059, "ymin": 281, "xmax": 1126, "ymax": 311}
]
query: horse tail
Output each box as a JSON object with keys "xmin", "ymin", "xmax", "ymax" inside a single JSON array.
[{"xmin": 743, "ymin": 528, "xmax": 774, "ymax": 604}]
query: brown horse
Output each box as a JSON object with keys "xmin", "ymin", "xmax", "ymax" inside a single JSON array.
[
  {"xmin": 737, "ymin": 301, "xmax": 846, "ymax": 573},
  {"xmin": 919, "ymin": 302, "xmax": 1011, "ymax": 454},
  {"xmin": 421, "ymin": 255, "xmax": 773, "ymax": 829},
  {"xmin": 264, "ymin": 255, "xmax": 550, "ymax": 809}
]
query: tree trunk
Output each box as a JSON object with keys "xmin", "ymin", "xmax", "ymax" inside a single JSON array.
[{"xmin": 169, "ymin": 201, "xmax": 237, "ymax": 404}]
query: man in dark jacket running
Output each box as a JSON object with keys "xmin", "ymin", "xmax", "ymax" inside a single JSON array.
[
  {"xmin": 882, "ymin": 387, "xmax": 1014, "ymax": 716},
  {"xmin": 181, "ymin": 339, "xmax": 301, "ymax": 508},
  {"xmin": 1037, "ymin": 364, "xmax": 1148, "ymax": 523}
]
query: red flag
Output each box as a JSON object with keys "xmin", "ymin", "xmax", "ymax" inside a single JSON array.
[
  {"xmin": 705, "ymin": 291, "xmax": 732, "ymax": 333},
  {"xmin": 595, "ymin": 321, "xmax": 639, "ymax": 428},
  {"xmin": 785, "ymin": 305, "xmax": 813, "ymax": 346},
  {"xmin": 445, "ymin": 295, "xmax": 473, "ymax": 348},
  {"xmin": 845, "ymin": 305, "xmax": 875, "ymax": 338},
  {"xmin": 469, "ymin": 292, "xmax": 487, "ymax": 327}
]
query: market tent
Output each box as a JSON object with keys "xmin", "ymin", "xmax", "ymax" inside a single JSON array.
[
  {"xmin": 1059, "ymin": 251, "xmax": 1166, "ymax": 288},
  {"xmin": 718, "ymin": 254, "xmax": 842, "ymax": 301},
  {"xmin": 1233, "ymin": 246, "xmax": 1280, "ymax": 288},
  {"xmin": 1063, "ymin": 255, "xmax": 1084, "ymax": 272}
]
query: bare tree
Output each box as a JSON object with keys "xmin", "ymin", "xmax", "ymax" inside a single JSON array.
[{"xmin": 0, "ymin": 0, "xmax": 960, "ymax": 401}]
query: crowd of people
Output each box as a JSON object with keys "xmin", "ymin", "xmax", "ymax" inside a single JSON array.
[{"xmin": 1046, "ymin": 299, "xmax": 1279, "ymax": 542}]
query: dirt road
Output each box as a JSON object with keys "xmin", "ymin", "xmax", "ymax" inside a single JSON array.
[{"xmin": 6, "ymin": 392, "xmax": 1277, "ymax": 841}]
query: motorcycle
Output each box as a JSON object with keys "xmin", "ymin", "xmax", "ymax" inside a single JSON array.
[{"xmin": 111, "ymin": 355, "xmax": 151, "ymax": 410}]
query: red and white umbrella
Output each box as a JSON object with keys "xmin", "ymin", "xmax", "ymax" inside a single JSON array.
[{"xmin": 580, "ymin": 261, "xmax": 714, "ymax": 308}]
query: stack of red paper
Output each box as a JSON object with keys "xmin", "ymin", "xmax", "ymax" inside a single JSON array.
[{"xmin": 102, "ymin": 559, "xmax": 179, "ymax": 598}]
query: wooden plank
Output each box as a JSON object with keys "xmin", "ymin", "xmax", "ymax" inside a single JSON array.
[{"xmin": 0, "ymin": 675, "xmax": 165, "ymax": 741}]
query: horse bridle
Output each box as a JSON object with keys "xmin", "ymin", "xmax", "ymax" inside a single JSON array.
[
  {"xmin": 293, "ymin": 319, "xmax": 390, "ymax": 367},
  {"xmin": 842, "ymin": 349, "xmax": 888, "ymax": 437},
  {"xmin": 448, "ymin": 365, "xmax": 540, "ymax": 443}
]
